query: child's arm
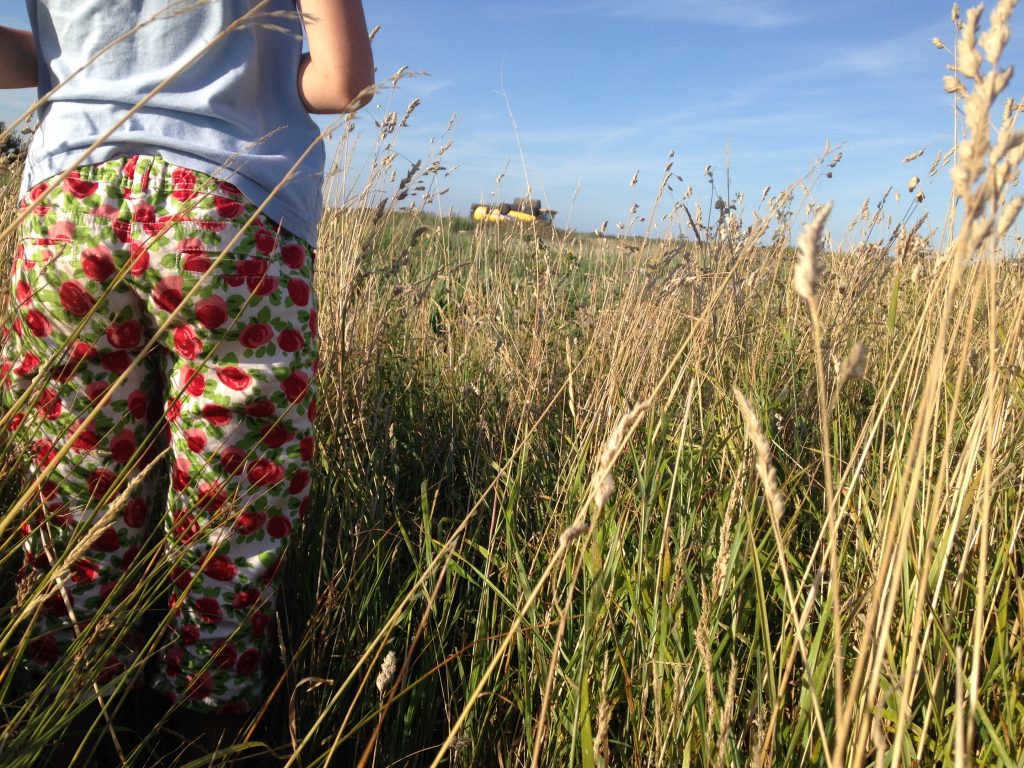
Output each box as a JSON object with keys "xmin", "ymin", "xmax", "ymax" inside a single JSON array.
[
  {"xmin": 297, "ymin": 0, "xmax": 374, "ymax": 114},
  {"xmin": 0, "ymin": 26, "xmax": 37, "ymax": 89}
]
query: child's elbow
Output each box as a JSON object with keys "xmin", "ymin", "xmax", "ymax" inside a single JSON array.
[
  {"xmin": 343, "ymin": 67, "xmax": 375, "ymax": 112},
  {"xmin": 300, "ymin": 57, "xmax": 375, "ymax": 114}
]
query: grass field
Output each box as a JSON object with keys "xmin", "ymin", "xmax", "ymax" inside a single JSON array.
[{"xmin": 1, "ymin": 3, "xmax": 1024, "ymax": 766}]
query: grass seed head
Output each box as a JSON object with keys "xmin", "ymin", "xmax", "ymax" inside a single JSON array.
[
  {"xmin": 376, "ymin": 650, "xmax": 397, "ymax": 697},
  {"xmin": 794, "ymin": 202, "xmax": 833, "ymax": 301},
  {"xmin": 837, "ymin": 342, "xmax": 868, "ymax": 387}
]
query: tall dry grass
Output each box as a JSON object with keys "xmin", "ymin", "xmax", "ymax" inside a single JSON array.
[{"xmin": 1, "ymin": 1, "xmax": 1023, "ymax": 766}]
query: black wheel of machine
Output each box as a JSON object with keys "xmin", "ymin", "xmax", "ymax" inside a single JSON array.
[{"xmin": 498, "ymin": 203, "xmax": 511, "ymax": 215}]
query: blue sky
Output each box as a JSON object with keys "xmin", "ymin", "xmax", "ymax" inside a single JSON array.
[{"xmin": 2, "ymin": 1, "xmax": 1021, "ymax": 238}]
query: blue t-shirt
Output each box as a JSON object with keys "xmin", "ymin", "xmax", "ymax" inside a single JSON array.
[{"xmin": 23, "ymin": 0, "xmax": 325, "ymax": 244}]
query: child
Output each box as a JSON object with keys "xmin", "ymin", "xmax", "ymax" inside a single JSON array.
[{"xmin": 0, "ymin": 0, "xmax": 373, "ymax": 757}]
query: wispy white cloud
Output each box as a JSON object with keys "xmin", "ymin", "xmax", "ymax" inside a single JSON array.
[
  {"xmin": 564, "ymin": 0, "xmax": 801, "ymax": 29},
  {"xmin": 815, "ymin": 24, "xmax": 946, "ymax": 77}
]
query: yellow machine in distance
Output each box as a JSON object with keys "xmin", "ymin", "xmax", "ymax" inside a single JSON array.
[{"xmin": 470, "ymin": 197, "xmax": 555, "ymax": 226}]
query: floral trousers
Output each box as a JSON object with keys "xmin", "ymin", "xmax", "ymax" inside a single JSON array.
[{"xmin": 1, "ymin": 155, "xmax": 318, "ymax": 713}]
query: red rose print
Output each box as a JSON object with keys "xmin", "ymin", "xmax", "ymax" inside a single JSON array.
[
  {"xmin": 195, "ymin": 596, "xmax": 222, "ymax": 625},
  {"xmin": 133, "ymin": 201, "xmax": 156, "ymax": 228},
  {"xmin": 218, "ymin": 366, "xmax": 252, "ymax": 391},
  {"xmin": 298, "ymin": 497, "xmax": 309, "ymax": 518},
  {"xmin": 254, "ymin": 276, "xmax": 277, "ymax": 296},
  {"xmin": 87, "ymin": 469, "xmax": 117, "ymax": 498},
  {"xmin": 277, "ymin": 329, "xmax": 304, "ymax": 352},
  {"xmin": 204, "ymin": 554, "xmax": 238, "ymax": 581},
  {"xmin": 166, "ymin": 398, "xmax": 182, "ymax": 422},
  {"xmin": 97, "ymin": 659, "xmax": 125, "ymax": 686},
  {"xmin": 254, "ymin": 228, "xmax": 276, "ymax": 255},
  {"xmin": 197, "ymin": 481, "xmax": 227, "ymax": 510},
  {"xmin": 106, "ymin": 320, "xmax": 143, "ymax": 349},
  {"xmin": 50, "ymin": 508, "xmax": 74, "ymax": 527},
  {"xmin": 121, "ymin": 546, "xmax": 139, "ymax": 571},
  {"xmin": 99, "ymin": 580, "xmax": 119, "ymax": 600},
  {"xmin": 220, "ymin": 446, "xmax": 245, "ymax": 474},
  {"xmin": 186, "ymin": 672, "xmax": 213, "ymax": 700},
  {"xmin": 172, "ymin": 567, "xmax": 194, "ymax": 591},
  {"xmin": 24, "ymin": 309, "xmax": 52, "ymax": 337},
  {"xmin": 130, "ymin": 242, "xmax": 149, "ymax": 275},
  {"xmin": 71, "ymin": 340, "xmax": 96, "ymax": 360},
  {"xmin": 181, "ymin": 251, "xmax": 211, "ymax": 273},
  {"xmin": 281, "ymin": 371, "xmax": 310, "ymax": 403},
  {"xmin": 171, "ymin": 167, "xmax": 197, "ymax": 200},
  {"xmin": 174, "ymin": 512, "xmax": 200, "ymax": 544},
  {"xmin": 110, "ymin": 429, "xmax": 137, "ymax": 463},
  {"xmin": 165, "ymin": 647, "xmax": 185, "ymax": 676},
  {"xmin": 260, "ymin": 423, "xmax": 291, "ymax": 448},
  {"xmin": 86, "ymin": 381, "xmax": 110, "ymax": 402},
  {"xmin": 310, "ymin": 310, "xmax": 318, "ymax": 336},
  {"xmin": 179, "ymin": 366, "xmax": 206, "ymax": 396},
  {"xmin": 281, "ymin": 243, "xmax": 306, "ymax": 268},
  {"xmin": 299, "ymin": 436, "xmax": 315, "ymax": 461},
  {"xmin": 184, "ymin": 428, "xmax": 207, "ymax": 453},
  {"xmin": 70, "ymin": 558, "xmax": 100, "ymax": 584},
  {"xmin": 14, "ymin": 352, "xmax": 40, "ymax": 376},
  {"xmin": 101, "ymin": 351, "xmax": 132, "ymax": 373},
  {"xmin": 72, "ymin": 422, "xmax": 98, "ymax": 450},
  {"xmin": 289, "ymin": 470, "xmax": 310, "ymax": 494},
  {"xmin": 202, "ymin": 403, "xmax": 232, "ymax": 426},
  {"xmin": 47, "ymin": 219, "xmax": 76, "ymax": 241},
  {"xmin": 236, "ymin": 649, "xmax": 261, "ymax": 675},
  {"xmin": 123, "ymin": 498, "xmax": 147, "ymax": 528},
  {"xmin": 194, "ymin": 296, "xmax": 228, "ymax": 329},
  {"xmin": 92, "ymin": 203, "xmax": 118, "ymax": 219},
  {"xmin": 58, "ymin": 280, "xmax": 95, "ymax": 317},
  {"xmin": 215, "ymin": 194, "xmax": 244, "ymax": 219},
  {"xmin": 91, "ymin": 526, "xmax": 121, "ymax": 552},
  {"xmin": 15, "ymin": 279, "xmax": 32, "ymax": 306},
  {"xmin": 173, "ymin": 325, "xmax": 203, "ymax": 359},
  {"xmin": 40, "ymin": 480, "xmax": 59, "ymax": 500},
  {"xmin": 29, "ymin": 636, "xmax": 60, "ymax": 664},
  {"xmin": 232, "ymin": 587, "xmax": 261, "ymax": 608},
  {"xmin": 233, "ymin": 509, "xmax": 265, "ymax": 534},
  {"xmin": 287, "ymin": 278, "xmax": 310, "ymax": 306},
  {"xmin": 266, "ymin": 515, "xmax": 292, "ymax": 539},
  {"xmin": 247, "ymin": 458, "xmax": 285, "ymax": 487},
  {"xmin": 81, "ymin": 245, "xmax": 115, "ymax": 281},
  {"xmin": 239, "ymin": 323, "xmax": 273, "ymax": 349},
  {"xmin": 250, "ymin": 611, "xmax": 271, "ymax": 639},
  {"xmin": 62, "ymin": 170, "xmax": 98, "ymax": 199},
  {"xmin": 238, "ymin": 256, "xmax": 267, "ymax": 287},
  {"xmin": 112, "ymin": 218, "xmax": 131, "ymax": 243},
  {"xmin": 179, "ymin": 623, "xmax": 202, "ymax": 644},
  {"xmin": 127, "ymin": 389, "xmax": 148, "ymax": 418},
  {"xmin": 153, "ymin": 276, "xmax": 184, "ymax": 311},
  {"xmin": 244, "ymin": 399, "xmax": 275, "ymax": 419},
  {"xmin": 308, "ymin": 398, "xmax": 317, "ymax": 421},
  {"xmin": 42, "ymin": 590, "xmax": 71, "ymax": 615},
  {"xmin": 212, "ymin": 641, "xmax": 237, "ymax": 669},
  {"xmin": 172, "ymin": 457, "xmax": 191, "ymax": 491},
  {"xmin": 35, "ymin": 437, "xmax": 57, "ymax": 466}
]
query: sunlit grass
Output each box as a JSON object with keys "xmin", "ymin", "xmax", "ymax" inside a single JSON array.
[{"xmin": 2, "ymin": 3, "xmax": 1024, "ymax": 766}]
